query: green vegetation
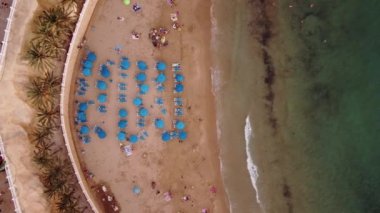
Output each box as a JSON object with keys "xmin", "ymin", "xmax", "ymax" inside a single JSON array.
[{"xmin": 24, "ymin": 0, "xmax": 88, "ymax": 212}]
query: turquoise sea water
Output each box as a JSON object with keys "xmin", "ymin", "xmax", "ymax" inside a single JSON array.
[
  {"xmin": 214, "ymin": 0, "xmax": 380, "ymax": 212},
  {"xmin": 280, "ymin": 0, "xmax": 380, "ymax": 212}
]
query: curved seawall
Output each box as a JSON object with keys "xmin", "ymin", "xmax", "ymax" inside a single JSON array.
[{"xmin": 60, "ymin": 0, "xmax": 101, "ymax": 212}]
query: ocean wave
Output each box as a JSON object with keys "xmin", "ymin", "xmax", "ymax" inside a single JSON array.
[{"xmin": 245, "ymin": 115, "xmax": 263, "ymax": 210}]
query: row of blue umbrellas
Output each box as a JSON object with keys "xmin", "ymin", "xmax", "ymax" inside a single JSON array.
[
  {"xmin": 82, "ymin": 52, "xmax": 97, "ymax": 76},
  {"xmin": 117, "ymin": 131, "xmax": 139, "ymax": 143},
  {"xmin": 161, "ymin": 130, "xmax": 188, "ymax": 142},
  {"xmin": 119, "ymin": 59, "xmax": 167, "ymax": 71}
]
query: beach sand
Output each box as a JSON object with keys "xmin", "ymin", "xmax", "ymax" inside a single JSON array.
[
  {"xmin": 69, "ymin": 0, "xmax": 229, "ymax": 212},
  {"xmin": 0, "ymin": 0, "xmax": 50, "ymax": 212}
]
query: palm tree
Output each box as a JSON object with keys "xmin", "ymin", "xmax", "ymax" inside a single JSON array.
[
  {"xmin": 31, "ymin": 35, "xmax": 66, "ymax": 59},
  {"xmin": 56, "ymin": 188, "xmax": 82, "ymax": 213},
  {"xmin": 42, "ymin": 158, "xmax": 72, "ymax": 198},
  {"xmin": 37, "ymin": 6, "xmax": 76, "ymax": 39},
  {"xmin": 36, "ymin": 103, "xmax": 60, "ymax": 126},
  {"xmin": 24, "ymin": 41, "xmax": 55, "ymax": 72},
  {"xmin": 26, "ymin": 71, "xmax": 61, "ymax": 107},
  {"xmin": 30, "ymin": 123, "xmax": 55, "ymax": 145},
  {"xmin": 33, "ymin": 149, "xmax": 53, "ymax": 168},
  {"xmin": 60, "ymin": 0, "xmax": 80, "ymax": 14}
]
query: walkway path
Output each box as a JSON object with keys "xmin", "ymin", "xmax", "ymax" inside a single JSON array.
[{"xmin": 0, "ymin": 0, "xmax": 49, "ymax": 212}]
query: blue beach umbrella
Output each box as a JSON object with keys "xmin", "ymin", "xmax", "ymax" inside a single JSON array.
[
  {"xmin": 83, "ymin": 60, "xmax": 93, "ymax": 69},
  {"xmin": 117, "ymin": 131, "xmax": 127, "ymax": 141},
  {"xmin": 118, "ymin": 119, "xmax": 128, "ymax": 128},
  {"xmin": 175, "ymin": 121, "xmax": 185, "ymax": 130},
  {"xmin": 139, "ymin": 108, "xmax": 149, "ymax": 117},
  {"xmin": 82, "ymin": 68, "xmax": 92, "ymax": 76},
  {"xmin": 97, "ymin": 93, "xmax": 107, "ymax": 103},
  {"xmin": 154, "ymin": 119, "xmax": 164, "ymax": 129},
  {"xmin": 97, "ymin": 80, "xmax": 108, "ymax": 90},
  {"xmin": 95, "ymin": 127, "xmax": 107, "ymax": 139},
  {"xmin": 136, "ymin": 72, "xmax": 147, "ymax": 82},
  {"xmin": 139, "ymin": 84, "xmax": 149, "ymax": 94},
  {"xmin": 137, "ymin": 60, "xmax": 148, "ymax": 71},
  {"xmin": 78, "ymin": 102, "xmax": 88, "ymax": 111},
  {"xmin": 161, "ymin": 132, "xmax": 170, "ymax": 142},
  {"xmin": 87, "ymin": 52, "xmax": 97, "ymax": 62},
  {"xmin": 77, "ymin": 111, "xmax": 87, "ymax": 122},
  {"xmin": 175, "ymin": 83, "xmax": 184, "ymax": 93},
  {"xmin": 156, "ymin": 61, "xmax": 166, "ymax": 71},
  {"xmin": 100, "ymin": 65, "xmax": 111, "ymax": 78},
  {"xmin": 132, "ymin": 185, "xmax": 141, "ymax": 195},
  {"xmin": 175, "ymin": 73, "xmax": 184, "ymax": 82},
  {"xmin": 120, "ymin": 57, "xmax": 131, "ymax": 70},
  {"xmin": 178, "ymin": 130, "xmax": 188, "ymax": 140},
  {"xmin": 119, "ymin": 108, "xmax": 128, "ymax": 118},
  {"xmin": 129, "ymin": 134, "xmax": 139, "ymax": 143},
  {"xmin": 156, "ymin": 73, "xmax": 166, "ymax": 83},
  {"xmin": 133, "ymin": 97, "xmax": 142, "ymax": 106},
  {"xmin": 80, "ymin": 125, "xmax": 90, "ymax": 134}
]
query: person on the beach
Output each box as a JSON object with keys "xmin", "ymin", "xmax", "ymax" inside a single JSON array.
[
  {"xmin": 167, "ymin": 0, "xmax": 176, "ymax": 7},
  {"xmin": 117, "ymin": 16, "xmax": 125, "ymax": 21},
  {"xmin": 133, "ymin": 3, "xmax": 141, "ymax": 12},
  {"xmin": 131, "ymin": 31, "xmax": 141, "ymax": 40}
]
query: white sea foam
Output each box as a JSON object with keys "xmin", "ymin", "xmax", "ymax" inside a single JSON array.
[
  {"xmin": 245, "ymin": 116, "xmax": 263, "ymax": 210},
  {"xmin": 210, "ymin": 1, "xmax": 225, "ymax": 97}
]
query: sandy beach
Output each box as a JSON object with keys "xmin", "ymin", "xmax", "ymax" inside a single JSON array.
[{"xmin": 66, "ymin": 0, "xmax": 229, "ymax": 212}]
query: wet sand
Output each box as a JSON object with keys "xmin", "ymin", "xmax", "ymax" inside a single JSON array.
[{"xmin": 68, "ymin": 0, "xmax": 229, "ymax": 212}]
